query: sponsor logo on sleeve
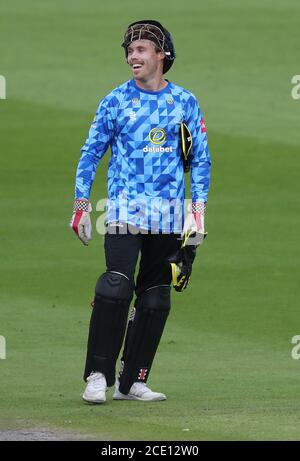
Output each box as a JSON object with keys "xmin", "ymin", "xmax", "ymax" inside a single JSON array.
[{"xmin": 200, "ymin": 117, "xmax": 206, "ymax": 133}]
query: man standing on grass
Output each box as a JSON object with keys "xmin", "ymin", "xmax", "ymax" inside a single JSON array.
[{"xmin": 70, "ymin": 20, "xmax": 211, "ymax": 403}]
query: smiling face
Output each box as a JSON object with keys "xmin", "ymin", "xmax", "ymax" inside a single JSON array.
[{"xmin": 127, "ymin": 39, "xmax": 165, "ymax": 84}]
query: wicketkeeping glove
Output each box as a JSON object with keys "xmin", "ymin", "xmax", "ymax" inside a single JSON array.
[
  {"xmin": 168, "ymin": 202, "xmax": 207, "ymax": 292},
  {"xmin": 70, "ymin": 199, "xmax": 92, "ymax": 246},
  {"xmin": 168, "ymin": 230, "xmax": 207, "ymax": 292}
]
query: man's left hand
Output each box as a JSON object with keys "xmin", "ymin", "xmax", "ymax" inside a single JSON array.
[{"xmin": 168, "ymin": 202, "xmax": 207, "ymax": 292}]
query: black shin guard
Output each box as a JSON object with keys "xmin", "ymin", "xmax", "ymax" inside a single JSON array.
[
  {"xmin": 119, "ymin": 285, "xmax": 171, "ymax": 394},
  {"xmin": 84, "ymin": 271, "xmax": 134, "ymax": 386}
]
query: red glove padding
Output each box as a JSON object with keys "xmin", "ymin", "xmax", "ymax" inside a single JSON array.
[{"xmin": 70, "ymin": 199, "xmax": 92, "ymax": 246}]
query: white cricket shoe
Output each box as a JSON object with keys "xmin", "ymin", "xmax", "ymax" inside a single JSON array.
[
  {"xmin": 82, "ymin": 372, "xmax": 107, "ymax": 403},
  {"xmin": 113, "ymin": 380, "xmax": 166, "ymax": 401}
]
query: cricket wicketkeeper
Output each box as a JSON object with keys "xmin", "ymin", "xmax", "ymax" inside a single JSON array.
[{"xmin": 70, "ymin": 20, "xmax": 211, "ymax": 403}]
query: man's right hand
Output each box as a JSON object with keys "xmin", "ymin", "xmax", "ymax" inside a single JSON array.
[{"xmin": 70, "ymin": 199, "xmax": 92, "ymax": 246}]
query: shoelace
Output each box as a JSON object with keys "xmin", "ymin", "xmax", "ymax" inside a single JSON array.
[
  {"xmin": 132, "ymin": 382, "xmax": 150, "ymax": 394},
  {"xmin": 88, "ymin": 373, "xmax": 106, "ymax": 388}
]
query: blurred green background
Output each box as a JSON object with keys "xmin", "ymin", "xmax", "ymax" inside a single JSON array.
[{"xmin": 0, "ymin": 0, "xmax": 300, "ymax": 440}]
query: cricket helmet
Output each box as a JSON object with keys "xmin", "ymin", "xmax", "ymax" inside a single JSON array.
[{"xmin": 122, "ymin": 20, "xmax": 176, "ymax": 74}]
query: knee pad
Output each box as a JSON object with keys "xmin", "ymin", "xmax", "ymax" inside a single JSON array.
[
  {"xmin": 135, "ymin": 285, "xmax": 171, "ymax": 312},
  {"xmin": 95, "ymin": 271, "xmax": 134, "ymax": 301},
  {"xmin": 118, "ymin": 285, "xmax": 171, "ymax": 394}
]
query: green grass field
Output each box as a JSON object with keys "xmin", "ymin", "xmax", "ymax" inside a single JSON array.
[{"xmin": 1, "ymin": 0, "xmax": 300, "ymax": 441}]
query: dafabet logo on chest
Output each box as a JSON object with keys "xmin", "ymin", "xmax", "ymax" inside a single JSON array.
[
  {"xmin": 148, "ymin": 127, "xmax": 166, "ymax": 145},
  {"xmin": 143, "ymin": 127, "xmax": 173, "ymax": 153}
]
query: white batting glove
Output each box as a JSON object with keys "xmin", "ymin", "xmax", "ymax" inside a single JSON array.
[
  {"xmin": 182, "ymin": 202, "xmax": 207, "ymax": 246},
  {"xmin": 70, "ymin": 199, "xmax": 92, "ymax": 246}
]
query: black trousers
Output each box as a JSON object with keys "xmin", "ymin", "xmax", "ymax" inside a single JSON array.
[
  {"xmin": 83, "ymin": 223, "xmax": 182, "ymax": 385},
  {"xmin": 104, "ymin": 223, "xmax": 182, "ymax": 295}
]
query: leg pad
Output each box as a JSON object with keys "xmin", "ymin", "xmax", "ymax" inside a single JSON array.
[
  {"xmin": 84, "ymin": 271, "xmax": 134, "ymax": 386},
  {"xmin": 119, "ymin": 285, "xmax": 171, "ymax": 394}
]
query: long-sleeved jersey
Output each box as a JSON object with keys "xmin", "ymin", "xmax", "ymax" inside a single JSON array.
[{"xmin": 75, "ymin": 79, "xmax": 211, "ymax": 233}]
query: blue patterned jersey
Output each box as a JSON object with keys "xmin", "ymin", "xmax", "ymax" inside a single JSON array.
[{"xmin": 75, "ymin": 79, "xmax": 211, "ymax": 232}]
